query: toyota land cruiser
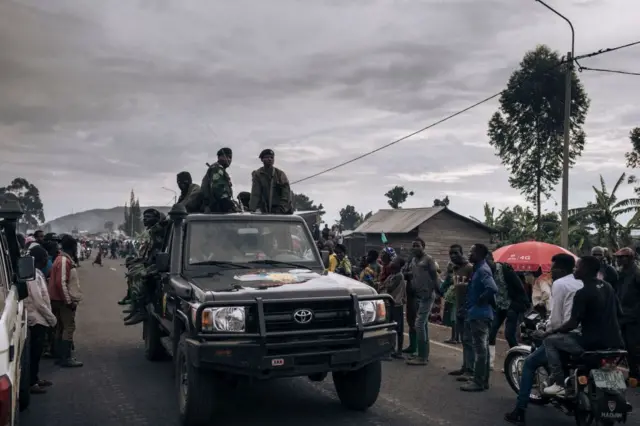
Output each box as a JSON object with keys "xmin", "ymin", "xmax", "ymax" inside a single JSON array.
[{"xmin": 141, "ymin": 204, "xmax": 396, "ymax": 426}]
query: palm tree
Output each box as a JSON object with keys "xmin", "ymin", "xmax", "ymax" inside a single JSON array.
[{"xmin": 569, "ymin": 173, "xmax": 640, "ymax": 250}]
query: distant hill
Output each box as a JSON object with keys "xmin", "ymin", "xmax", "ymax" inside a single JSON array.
[{"xmin": 45, "ymin": 206, "xmax": 171, "ymax": 234}]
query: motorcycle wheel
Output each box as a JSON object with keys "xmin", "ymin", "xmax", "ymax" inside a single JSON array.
[{"xmin": 504, "ymin": 351, "xmax": 550, "ymax": 406}]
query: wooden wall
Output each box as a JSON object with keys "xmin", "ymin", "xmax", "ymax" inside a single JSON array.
[
  {"xmin": 418, "ymin": 211, "xmax": 493, "ymax": 267},
  {"xmin": 361, "ymin": 231, "xmax": 418, "ymax": 260},
  {"xmin": 353, "ymin": 211, "xmax": 492, "ymax": 268}
]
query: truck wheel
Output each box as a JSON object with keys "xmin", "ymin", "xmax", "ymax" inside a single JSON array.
[
  {"xmin": 176, "ymin": 335, "xmax": 219, "ymax": 426},
  {"xmin": 19, "ymin": 331, "xmax": 31, "ymax": 412},
  {"xmin": 144, "ymin": 316, "xmax": 167, "ymax": 361},
  {"xmin": 308, "ymin": 372, "xmax": 327, "ymax": 382},
  {"xmin": 333, "ymin": 361, "xmax": 381, "ymax": 411}
]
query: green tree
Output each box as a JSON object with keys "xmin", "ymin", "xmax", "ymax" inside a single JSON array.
[
  {"xmin": 570, "ymin": 173, "xmax": 640, "ymax": 250},
  {"xmin": 433, "ymin": 195, "xmax": 450, "ymax": 207},
  {"xmin": 488, "ymin": 45, "xmax": 590, "ymax": 230},
  {"xmin": 292, "ymin": 193, "xmax": 325, "ymax": 217},
  {"xmin": 122, "ymin": 190, "xmax": 143, "ymax": 236},
  {"xmin": 625, "ymin": 127, "xmax": 640, "ymax": 194},
  {"xmin": 336, "ymin": 205, "xmax": 371, "ymax": 230},
  {"xmin": 104, "ymin": 221, "xmax": 114, "ymax": 233},
  {"xmin": 384, "ymin": 185, "xmax": 414, "ymax": 209},
  {"xmin": 0, "ymin": 177, "xmax": 46, "ymax": 232}
]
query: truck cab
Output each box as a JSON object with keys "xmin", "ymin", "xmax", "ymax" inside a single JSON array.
[
  {"xmin": 0, "ymin": 196, "xmax": 37, "ymax": 425},
  {"xmin": 142, "ymin": 204, "xmax": 396, "ymax": 426}
]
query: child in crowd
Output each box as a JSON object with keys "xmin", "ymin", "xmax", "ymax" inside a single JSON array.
[{"xmin": 381, "ymin": 257, "xmax": 407, "ymax": 359}]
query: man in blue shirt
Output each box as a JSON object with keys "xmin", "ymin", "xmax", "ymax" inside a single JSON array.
[{"xmin": 460, "ymin": 244, "xmax": 498, "ymax": 392}]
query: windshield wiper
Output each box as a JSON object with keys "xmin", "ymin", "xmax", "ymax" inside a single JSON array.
[
  {"xmin": 190, "ymin": 260, "xmax": 252, "ymax": 269},
  {"xmin": 248, "ymin": 260, "xmax": 312, "ymax": 270}
]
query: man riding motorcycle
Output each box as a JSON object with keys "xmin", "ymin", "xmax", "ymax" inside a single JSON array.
[
  {"xmin": 504, "ymin": 253, "xmax": 582, "ymax": 425},
  {"xmin": 540, "ymin": 255, "xmax": 624, "ymax": 396}
]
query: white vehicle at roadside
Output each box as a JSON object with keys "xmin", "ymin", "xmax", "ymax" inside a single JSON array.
[{"xmin": 0, "ymin": 197, "xmax": 36, "ymax": 425}]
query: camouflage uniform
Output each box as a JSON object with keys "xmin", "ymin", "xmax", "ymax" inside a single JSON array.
[
  {"xmin": 128, "ymin": 222, "xmax": 166, "ymax": 304},
  {"xmin": 200, "ymin": 162, "xmax": 237, "ymax": 213},
  {"xmin": 248, "ymin": 167, "xmax": 293, "ymax": 214},
  {"xmin": 126, "ymin": 228, "xmax": 151, "ymax": 304},
  {"xmin": 177, "ymin": 183, "xmax": 201, "ymax": 213}
]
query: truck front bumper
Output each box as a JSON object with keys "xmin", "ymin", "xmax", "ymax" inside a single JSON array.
[{"xmin": 185, "ymin": 328, "xmax": 395, "ymax": 379}]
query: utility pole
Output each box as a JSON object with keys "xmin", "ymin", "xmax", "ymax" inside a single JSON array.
[
  {"xmin": 161, "ymin": 187, "xmax": 178, "ymax": 204},
  {"xmin": 561, "ymin": 51, "xmax": 573, "ymax": 249},
  {"xmin": 535, "ymin": 0, "xmax": 575, "ymax": 248}
]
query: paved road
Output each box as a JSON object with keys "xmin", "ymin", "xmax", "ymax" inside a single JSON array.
[{"xmin": 21, "ymin": 259, "xmax": 640, "ymax": 426}]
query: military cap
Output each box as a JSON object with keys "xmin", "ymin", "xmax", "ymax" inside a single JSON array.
[
  {"xmin": 259, "ymin": 149, "xmax": 274, "ymax": 159},
  {"xmin": 217, "ymin": 147, "xmax": 233, "ymax": 157},
  {"xmin": 143, "ymin": 208, "xmax": 161, "ymax": 217},
  {"xmin": 177, "ymin": 171, "xmax": 191, "ymax": 180}
]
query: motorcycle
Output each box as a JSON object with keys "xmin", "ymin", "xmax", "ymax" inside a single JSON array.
[{"xmin": 504, "ymin": 310, "xmax": 632, "ymax": 425}]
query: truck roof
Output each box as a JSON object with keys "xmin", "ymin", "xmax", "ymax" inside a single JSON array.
[
  {"xmin": 184, "ymin": 213, "xmax": 307, "ymax": 224},
  {"xmin": 0, "ymin": 195, "xmax": 24, "ymax": 220}
]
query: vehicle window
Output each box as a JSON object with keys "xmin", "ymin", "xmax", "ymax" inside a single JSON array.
[
  {"xmin": 163, "ymin": 224, "xmax": 174, "ymax": 252},
  {"xmin": 0, "ymin": 236, "xmax": 9, "ymax": 313},
  {"xmin": 186, "ymin": 220, "xmax": 319, "ymax": 265}
]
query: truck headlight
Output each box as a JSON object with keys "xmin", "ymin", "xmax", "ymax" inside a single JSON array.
[
  {"xmin": 358, "ymin": 300, "xmax": 387, "ymax": 325},
  {"xmin": 201, "ymin": 307, "xmax": 246, "ymax": 332}
]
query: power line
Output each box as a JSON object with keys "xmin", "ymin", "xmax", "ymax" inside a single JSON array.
[
  {"xmin": 290, "ymin": 40, "xmax": 640, "ymax": 186},
  {"xmin": 291, "ymin": 91, "xmax": 503, "ymax": 185},
  {"xmin": 577, "ymin": 66, "xmax": 640, "ymax": 77},
  {"xmin": 573, "ymin": 40, "xmax": 640, "ymax": 61}
]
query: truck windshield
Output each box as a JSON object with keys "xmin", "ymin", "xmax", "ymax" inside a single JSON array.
[{"xmin": 186, "ymin": 220, "xmax": 321, "ymax": 267}]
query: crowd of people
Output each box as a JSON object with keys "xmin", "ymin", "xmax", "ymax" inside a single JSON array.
[
  {"xmin": 15, "ymin": 145, "xmax": 640, "ymax": 422},
  {"xmin": 320, "ymin": 236, "xmax": 639, "ymax": 425},
  {"xmin": 18, "ymin": 230, "xmax": 84, "ymax": 397}
]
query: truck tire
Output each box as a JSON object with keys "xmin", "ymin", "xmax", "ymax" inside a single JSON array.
[
  {"xmin": 19, "ymin": 331, "xmax": 31, "ymax": 412},
  {"xmin": 176, "ymin": 335, "xmax": 219, "ymax": 426},
  {"xmin": 333, "ymin": 361, "xmax": 381, "ymax": 411},
  {"xmin": 144, "ymin": 316, "xmax": 167, "ymax": 361}
]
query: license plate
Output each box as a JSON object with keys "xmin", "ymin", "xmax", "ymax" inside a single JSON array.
[{"xmin": 591, "ymin": 369, "xmax": 627, "ymax": 390}]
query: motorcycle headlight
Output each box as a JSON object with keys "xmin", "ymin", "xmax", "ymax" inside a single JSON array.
[
  {"xmin": 199, "ymin": 307, "xmax": 246, "ymax": 332},
  {"xmin": 358, "ymin": 300, "xmax": 387, "ymax": 325}
]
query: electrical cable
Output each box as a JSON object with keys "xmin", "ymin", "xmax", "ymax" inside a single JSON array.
[
  {"xmin": 290, "ymin": 40, "xmax": 640, "ymax": 186},
  {"xmin": 576, "ymin": 66, "xmax": 640, "ymax": 77},
  {"xmin": 292, "ymin": 59, "xmax": 567, "ymax": 185},
  {"xmin": 573, "ymin": 40, "xmax": 640, "ymax": 61}
]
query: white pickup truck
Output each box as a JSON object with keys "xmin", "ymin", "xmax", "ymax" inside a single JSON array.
[{"xmin": 0, "ymin": 197, "xmax": 36, "ymax": 425}]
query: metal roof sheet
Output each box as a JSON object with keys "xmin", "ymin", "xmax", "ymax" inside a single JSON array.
[
  {"xmin": 353, "ymin": 207, "xmax": 495, "ymax": 234},
  {"xmin": 353, "ymin": 207, "xmax": 444, "ymax": 233}
]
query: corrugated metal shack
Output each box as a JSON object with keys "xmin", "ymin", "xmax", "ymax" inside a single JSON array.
[{"xmin": 352, "ymin": 207, "xmax": 496, "ymax": 267}]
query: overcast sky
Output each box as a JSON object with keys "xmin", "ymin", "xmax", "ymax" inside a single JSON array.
[{"xmin": 0, "ymin": 0, "xmax": 638, "ymax": 225}]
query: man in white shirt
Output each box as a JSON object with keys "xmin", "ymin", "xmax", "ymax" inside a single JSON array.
[
  {"xmin": 26, "ymin": 245, "xmax": 58, "ymax": 394},
  {"xmin": 546, "ymin": 262, "xmax": 584, "ymax": 334},
  {"xmin": 504, "ymin": 253, "xmax": 582, "ymax": 426}
]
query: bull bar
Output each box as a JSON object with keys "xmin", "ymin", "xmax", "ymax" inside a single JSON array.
[{"xmin": 186, "ymin": 293, "xmax": 397, "ymax": 378}]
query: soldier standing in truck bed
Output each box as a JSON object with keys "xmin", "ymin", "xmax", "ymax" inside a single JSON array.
[
  {"xmin": 176, "ymin": 171, "xmax": 201, "ymax": 213},
  {"xmin": 249, "ymin": 149, "xmax": 293, "ymax": 214},
  {"xmin": 200, "ymin": 147, "xmax": 237, "ymax": 213}
]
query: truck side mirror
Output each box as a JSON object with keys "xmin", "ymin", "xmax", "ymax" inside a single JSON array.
[
  {"xmin": 156, "ymin": 252, "xmax": 170, "ymax": 273},
  {"xmin": 17, "ymin": 256, "xmax": 35, "ymax": 281},
  {"xmin": 320, "ymin": 250, "xmax": 330, "ymax": 268}
]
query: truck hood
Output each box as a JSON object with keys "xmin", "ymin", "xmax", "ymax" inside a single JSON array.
[{"xmin": 189, "ymin": 269, "xmax": 377, "ymax": 300}]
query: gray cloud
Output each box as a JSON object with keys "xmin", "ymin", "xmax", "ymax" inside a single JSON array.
[{"xmin": 1, "ymin": 0, "xmax": 638, "ymax": 225}]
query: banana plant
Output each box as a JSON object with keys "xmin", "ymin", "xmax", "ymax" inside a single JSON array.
[{"xmin": 569, "ymin": 173, "xmax": 640, "ymax": 250}]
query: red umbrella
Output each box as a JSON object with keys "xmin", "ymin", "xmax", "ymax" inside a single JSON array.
[{"xmin": 492, "ymin": 241, "xmax": 577, "ymax": 273}]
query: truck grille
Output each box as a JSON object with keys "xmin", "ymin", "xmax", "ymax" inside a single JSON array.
[{"xmin": 251, "ymin": 300, "xmax": 354, "ymax": 333}]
